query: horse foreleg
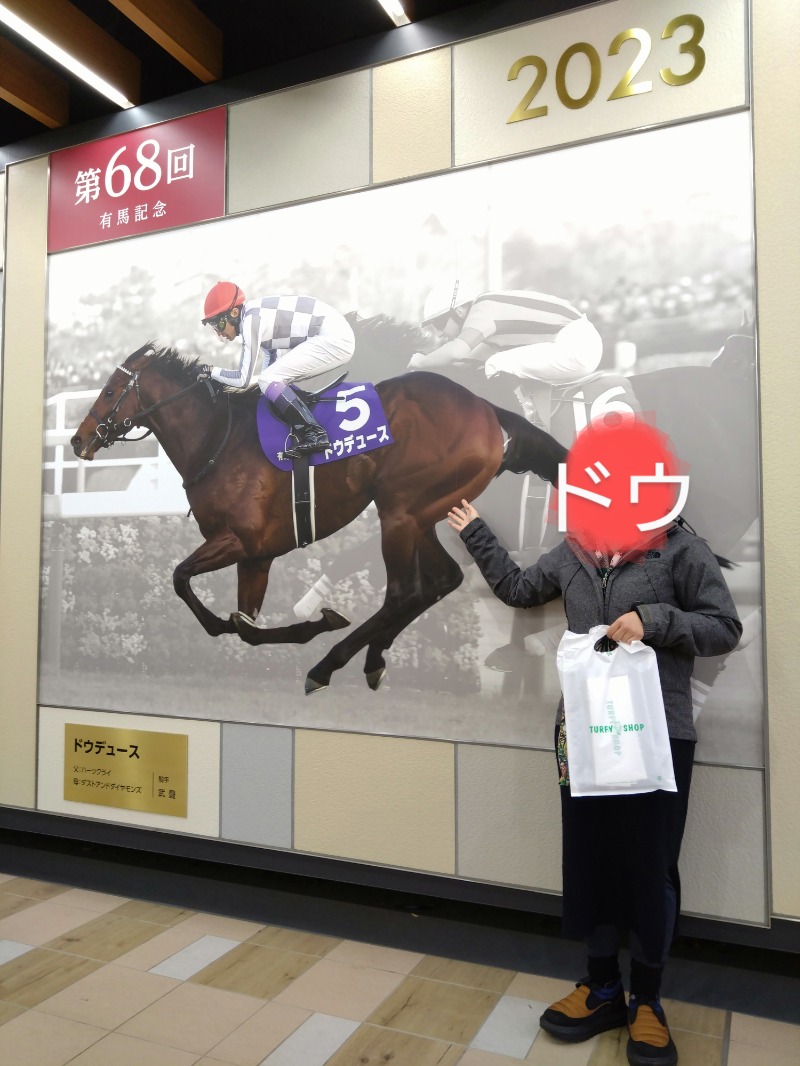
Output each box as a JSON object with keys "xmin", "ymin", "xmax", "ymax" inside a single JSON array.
[
  {"xmin": 172, "ymin": 533, "xmax": 245, "ymax": 637},
  {"xmin": 231, "ymin": 557, "xmax": 349, "ymax": 647}
]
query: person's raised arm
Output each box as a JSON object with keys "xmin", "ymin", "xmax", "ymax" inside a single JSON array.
[{"xmin": 448, "ymin": 499, "xmax": 561, "ymax": 608}]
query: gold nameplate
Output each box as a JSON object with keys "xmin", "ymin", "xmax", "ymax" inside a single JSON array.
[{"xmin": 64, "ymin": 724, "xmax": 188, "ymax": 817}]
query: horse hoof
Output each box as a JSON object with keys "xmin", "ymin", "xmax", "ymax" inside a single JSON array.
[
  {"xmin": 305, "ymin": 675, "xmax": 329, "ymax": 695},
  {"xmin": 321, "ymin": 608, "xmax": 350, "ymax": 631},
  {"xmin": 365, "ymin": 667, "xmax": 386, "ymax": 691}
]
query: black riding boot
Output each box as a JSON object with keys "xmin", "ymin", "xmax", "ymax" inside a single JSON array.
[{"xmin": 267, "ymin": 384, "xmax": 331, "ymax": 458}]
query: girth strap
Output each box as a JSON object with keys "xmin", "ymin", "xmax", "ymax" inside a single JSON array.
[{"xmin": 291, "ymin": 456, "xmax": 316, "ymax": 548}]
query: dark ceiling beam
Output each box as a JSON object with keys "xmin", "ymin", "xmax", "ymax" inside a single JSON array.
[
  {"xmin": 0, "ymin": 35, "xmax": 69, "ymax": 128},
  {"xmin": 108, "ymin": 0, "xmax": 223, "ymax": 83},
  {"xmin": 0, "ymin": 0, "xmax": 140, "ymax": 106}
]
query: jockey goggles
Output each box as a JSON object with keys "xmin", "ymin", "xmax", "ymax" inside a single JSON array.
[{"xmin": 205, "ymin": 313, "xmax": 231, "ymax": 335}]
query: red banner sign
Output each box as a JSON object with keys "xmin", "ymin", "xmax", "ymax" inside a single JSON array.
[{"xmin": 48, "ymin": 108, "xmax": 226, "ymax": 253}]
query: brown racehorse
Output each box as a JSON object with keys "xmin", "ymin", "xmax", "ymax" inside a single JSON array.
[{"xmin": 71, "ymin": 343, "xmax": 566, "ymax": 693}]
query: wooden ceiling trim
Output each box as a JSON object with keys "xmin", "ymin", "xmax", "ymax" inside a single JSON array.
[
  {"xmin": 108, "ymin": 0, "xmax": 223, "ymax": 83},
  {"xmin": 0, "ymin": 36, "xmax": 69, "ymax": 128},
  {"xmin": 0, "ymin": 0, "xmax": 140, "ymax": 105}
]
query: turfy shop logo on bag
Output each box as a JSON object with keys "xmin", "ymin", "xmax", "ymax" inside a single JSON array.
[{"xmin": 555, "ymin": 414, "xmax": 689, "ymax": 555}]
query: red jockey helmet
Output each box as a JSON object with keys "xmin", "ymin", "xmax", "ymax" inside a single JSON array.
[{"xmin": 202, "ymin": 282, "xmax": 246, "ymax": 323}]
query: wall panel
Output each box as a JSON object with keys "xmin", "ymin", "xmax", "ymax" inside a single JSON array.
[
  {"xmin": 228, "ymin": 72, "xmax": 371, "ymax": 213},
  {"xmin": 0, "ymin": 157, "xmax": 48, "ymax": 808}
]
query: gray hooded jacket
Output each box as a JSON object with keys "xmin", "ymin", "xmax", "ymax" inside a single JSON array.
[{"xmin": 459, "ymin": 519, "xmax": 743, "ymax": 741}]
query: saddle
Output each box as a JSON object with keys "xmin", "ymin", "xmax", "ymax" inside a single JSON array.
[{"xmin": 256, "ymin": 375, "xmax": 394, "ymax": 548}]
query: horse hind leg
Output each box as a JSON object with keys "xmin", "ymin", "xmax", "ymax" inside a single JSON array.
[
  {"xmin": 306, "ymin": 522, "xmax": 463, "ymax": 693},
  {"xmin": 363, "ymin": 535, "xmax": 463, "ymax": 690}
]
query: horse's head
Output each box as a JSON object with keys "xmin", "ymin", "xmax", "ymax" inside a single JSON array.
[{"xmin": 70, "ymin": 344, "xmax": 155, "ymax": 460}]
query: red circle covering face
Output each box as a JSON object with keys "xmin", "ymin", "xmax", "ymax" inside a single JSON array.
[{"xmin": 556, "ymin": 413, "xmax": 688, "ymax": 555}]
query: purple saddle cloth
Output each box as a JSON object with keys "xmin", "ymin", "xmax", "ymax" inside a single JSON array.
[{"xmin": 256, "ymin": 382, "xmax": 393, "ymax": 470}]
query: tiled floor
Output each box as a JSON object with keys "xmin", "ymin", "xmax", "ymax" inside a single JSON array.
[{"xmin": 0, "ymin": 869, "xmax": 798, "ymax": 1066}]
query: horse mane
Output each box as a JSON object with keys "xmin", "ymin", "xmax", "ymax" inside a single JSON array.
[
  {"xmin": 348, "ymin": 312, "xmax": 427, "ymax": 380},
  {"xmin": 132, "ymin": 342, "xmax": 261, "ymax": 409}
]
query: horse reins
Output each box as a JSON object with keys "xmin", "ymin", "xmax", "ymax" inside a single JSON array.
[{"xmin": 89, "ymin": 362, "xmax": 233, "ymax": 487}]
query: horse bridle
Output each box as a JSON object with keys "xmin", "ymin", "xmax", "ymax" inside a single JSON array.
[
  {"xmin": 88, "ymin": 358, "xmax": 232, "ymax": 488},
  {"xmin": 88, "ymin": 361, "xmax": 215, "ymax": 448}
]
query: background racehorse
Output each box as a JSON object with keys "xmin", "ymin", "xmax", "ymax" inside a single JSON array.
[
  {"xmin": 71, "ymin": 344, "xmax": 566, "ymax": 693},
  {"xmin": 347, "ymin": 316, "xmax": 759, "ymax": 556}
]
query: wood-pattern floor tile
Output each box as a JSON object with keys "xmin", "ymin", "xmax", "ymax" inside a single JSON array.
[
  {"xmin": 189, "ymin": 942, "xmax": 318, "ymax": 999},
  {"xmin": 368, "ymin": 974, "xmax": 499, "ymax": 1044},
  {"xmin": 527, "ymin": 1030, "xmax": 599, "ymax": 1064},
  {"xmin": 326, "ymin": 1023, "xmax": 465, "ymax": 1066},
  {"xmin": 0, "ymin": 894, "xmax": 37, "ymax": 921},
  {"xmin": 0, "ymin": 948, "xmax": 102, "ymax": 1008},
  {"xmin": 0, "ymin": 999, "xmax": 26, "ymax": 1024},
  {"xmin": 663, "ymin": 997, "xmax": 727, "ymax": 1037},
  {"xmin": 0, "ymin": 878, "xmax": 69, "ymax": 902},
  {"xmin": 412, "ymin": 955, "xmax": 516, "ymax": 994},
  {"xmin": 110, "ymin": 900, "xmax": 194, "ymax": 926},
  {"xmin": 44, "ymin": 913, "xmax": 165, "ymax": 961},
  {"xmin": 672, "ymin": 1030, "xmax": 724, "ymax": 1065},
  {"xmin": 588, "ymin": 1027, "xmax": 629, "ymax": 1065},
  {"xmin": 245, "ymin": 925, "xmax": 341, "ymax": 957}
]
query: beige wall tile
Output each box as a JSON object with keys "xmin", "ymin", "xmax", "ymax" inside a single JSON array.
[
  {"xmin": 373, "ymin": 49, "xmax": 452, "ymax": 183},
  {"xmin": 457, "ymin": 745, "xmax": 561, "ymax": 892},
  {"xmin": 0, "ymin": 157, "xmax": 48, "ymax": 809},
  {"xmin": 680, "ymin": 766, "xmax": 766, "ymax": 924},
  {"xmin": 754, "ymin": 0, "xmax": 800, "ymax": 921},
  {"xmin": 294, "ymin": 730, "xmax": 455, "ymax": 872},
  {"xmin": 228, "ymin": 71, "xmax": 370, "ymax": 213}
]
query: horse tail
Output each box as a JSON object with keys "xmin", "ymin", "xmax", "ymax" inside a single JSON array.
[{"xmin": 491, "ymin": 405, "xmax": 567, "ymax": 487}]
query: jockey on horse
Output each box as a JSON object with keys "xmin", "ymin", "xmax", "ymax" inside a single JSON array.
[
  {"xmin": 199, "ymin": 282, "xmax": 355, "ymax": 459},
  {"xmin": 408, "ymin": 280, "xmax": 604, "ymax": 391}
]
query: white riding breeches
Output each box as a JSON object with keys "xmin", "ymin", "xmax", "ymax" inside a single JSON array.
[
  {"xmin": 484, "ymin": 315, "xmax": 603, "ymax": 384},
  {"xmin": 257, "ymin": 322, "xmax": 355, "ymax": 390}
]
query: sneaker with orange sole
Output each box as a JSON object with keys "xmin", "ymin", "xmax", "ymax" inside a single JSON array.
[
  {"xmin": 539, "ymin": 978, "xmax": 627, "ymax": 1042},
  {"xmin": 627, "ymin": 996, "xmax": 678, "ymax": 1065}
]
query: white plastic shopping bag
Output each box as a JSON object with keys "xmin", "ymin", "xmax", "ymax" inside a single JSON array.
[{"xmin": 557, "ymin": 625, "xmax": 677, "ymax": 797}]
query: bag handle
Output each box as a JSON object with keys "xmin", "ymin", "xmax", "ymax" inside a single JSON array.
[{"xmin": 594, "ymin": 634, "xmax": 619, "ymax": 653}]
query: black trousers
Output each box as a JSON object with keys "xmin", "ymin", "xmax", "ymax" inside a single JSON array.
[{"xmin": 558, "ymin": 738, "xmax": 695, "ymax": 966}]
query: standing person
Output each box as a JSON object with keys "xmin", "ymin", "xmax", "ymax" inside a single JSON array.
[
  {"xmin": 446, "ymin": 498, "xmax": 742, "ymax": 1066},
  {"xmin": 409, "ymin": 283, "xmax": 603, "ymax": 385},
  {"xmin": 199, "ymin": 281, "xmax": 355, "ymax": 458}
]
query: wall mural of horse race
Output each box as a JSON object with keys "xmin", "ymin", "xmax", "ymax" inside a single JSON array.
[{"xmin": 40, "ymin": 109, "xmax": 763, "ymax": 767}]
